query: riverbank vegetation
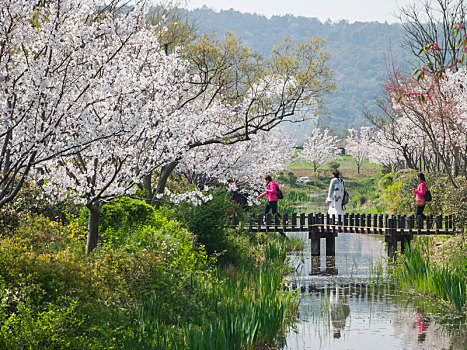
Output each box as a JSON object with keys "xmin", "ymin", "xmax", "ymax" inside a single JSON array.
[
  {"xmin": 389, "ymin": 236, "xmax": 467, "ymax": 313},
  {"xmin": 0, "ymin": 191, "xmax": 299, "ymax": 349}
]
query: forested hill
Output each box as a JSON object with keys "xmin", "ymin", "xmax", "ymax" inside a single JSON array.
[{"xmin": 185, "ymin": 7, "xmax": 414, "ymax": 139}]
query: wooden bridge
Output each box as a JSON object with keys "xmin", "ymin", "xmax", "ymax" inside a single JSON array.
[{"xmin": 232, "ymin": 213, "xmax": 455, "ymax": 259}]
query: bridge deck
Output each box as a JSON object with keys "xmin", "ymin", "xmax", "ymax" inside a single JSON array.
[{"xmin": 232, "ymin": 212, "xmax": 455, "ymax": 236}]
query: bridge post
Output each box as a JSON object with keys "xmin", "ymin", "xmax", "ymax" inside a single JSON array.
[
  {"xmin": 309, "ymin": 214, "xmax": 320, "ymax": 257},
  {"xmin": 417, "ymin": 215, "xmax": 423, "ymax": 235},
  {"xmin": 266, "ymin": 213, "xmax": 272, "ymax": 232},
  {"xmin": 436, "ymin": 215, "xmax": 442, "ymax": 234},
  {"xmin": 386, "ymin": 218, "xmax": 397, "ymax": 259},
  {"xmin": 326, "ymin": 233, "xmax": 336, "ymax": 256},
  {"xmin": 426, "ymin": 215, "xmax": 433, "ymax": 234},
  {"xmin": 282, "ymin": 213, "xmax": 288, "ymax": 232},
  {"xmin": 378, "ymin": 214, "xmax": 384, "ymax": 235},
  {"xmin": 300, "ymin": 213, "xmax": 305, "ymax": 231}
]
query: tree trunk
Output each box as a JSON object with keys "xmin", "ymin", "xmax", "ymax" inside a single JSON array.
[
  {"xmin": 453, "ymin": 146, "xmax": 460, "ymax": 178},
  {"xmin": 154, "ymin": 161, "xmax": 178, "ymax": 208},
  {"xmin": 142, "ymin": 173, "xmax": 153, "ymax": 204},
  {"xmin": 86, "ymin": 202, "xmax": 101, "ymax": 254}
]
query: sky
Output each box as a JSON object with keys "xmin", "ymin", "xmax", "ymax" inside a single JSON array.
[{"xmin": 179, "ymin": 0, "xmax": 415, "ymax": 24}]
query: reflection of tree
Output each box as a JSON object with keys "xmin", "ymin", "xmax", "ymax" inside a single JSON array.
[{"xmin": 329, "ymin": 287, "xmax": 350, "ymax": 339}]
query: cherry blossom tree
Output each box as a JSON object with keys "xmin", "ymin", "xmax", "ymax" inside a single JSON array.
[
  {"xmin": 0, "ymin": 0, "xmax": 224, "ymax": 253},
  {"xmin": 142, "ymin": 34, "xmax": 337, "ymax": 203},
  {"xmin": 365, "ymin": 105, "xmax": 427, "ymax": 170},
  {"xmin": 385, "ymin": 69, "xmax": 465, "ymax": 186},
  {"xmin": 367, "ymin": 130, "xmax": 406, "ymax": 171},
  {"xmin": 299, "ymin": 129, "xmax": 340, "ymax": 172},
  {"xmin": 176, "ymin": 130, "xmax": 295, "ymax": 190},
  {"xmin": 345, "ymin": 127, "xmax": 374, "ymax": 174}
]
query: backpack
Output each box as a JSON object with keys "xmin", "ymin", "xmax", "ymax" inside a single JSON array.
[
  {"xmin": 342, "ymin": 190, "xmax": 349, "ymax": 206},
  {"xmin": 425, "ymin": 189, "xmax": 432, "ymax": 202},
  {"xmin": 339, "ymin": 178, "xmax": 349, "ymax": 207},
  {"xmin": 275, "ymin": 185, "xmax": 284, "ymax": 200}
]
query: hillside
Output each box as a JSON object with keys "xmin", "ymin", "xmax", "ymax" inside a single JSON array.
[{"xmin": 185, "ymin": 7, "xmax": 415, "ymax": 141}]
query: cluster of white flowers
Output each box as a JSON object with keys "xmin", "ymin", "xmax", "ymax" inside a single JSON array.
[{"xmin": 177, "ymin": 129, "xmax": 295, "ymax": 192}]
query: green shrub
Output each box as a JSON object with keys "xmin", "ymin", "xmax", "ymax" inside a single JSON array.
[
  {"xmin": 437, "ymin": 177, "xmax": 467, "ymax": 234},
  {"xmin": 79, "ymin": 197, "xmax": 157, "ymax": 238},
  {"xmin": 174, "ymin": 189, "xmax": 234, "ymax": 256},
  {"xmin": 378, "ymin": 172, "xmax": 394, "ymax": 190},
  {"xmin": 10, "ymin": 181, "xmax": 80, "ymax": 223}
]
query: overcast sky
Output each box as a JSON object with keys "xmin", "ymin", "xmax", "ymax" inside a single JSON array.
[{"xmin": 180, "ymin": 0, "xmax": 414, "ymax": 23}]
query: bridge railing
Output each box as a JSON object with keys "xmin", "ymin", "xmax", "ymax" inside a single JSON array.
[{"xmin": 231, "ymin": 212, "xmax": 455, "ymax": 235}]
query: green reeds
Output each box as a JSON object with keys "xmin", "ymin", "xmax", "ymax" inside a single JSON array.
[
  {"xmin": 390, "ymin": 240, "xmax": 467, "ymax": 312},
  {"xmin": 129, "ymin": 240, "xmax": 299, "ymax": 349}
]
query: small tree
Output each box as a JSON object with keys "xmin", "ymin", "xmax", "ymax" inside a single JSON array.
[
  {"xmin": 299, "ymin": 129, "xmax": 341, "ymax": 172},
  {"xmin": 345, "ymin": 127, "xmax": 373, "ymax": 174}
]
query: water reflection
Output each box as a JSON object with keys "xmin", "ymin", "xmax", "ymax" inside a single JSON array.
[{"xmin": 284, "ymin": 232, "xmax": 466, "ymax": 350}]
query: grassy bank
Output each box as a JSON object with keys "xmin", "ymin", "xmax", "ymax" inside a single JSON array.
[
  {"xmin": 0, "ymin": 193, "xmax": 299, "ymax": 349},
  {"xmin": 389, "ymin": 237, "xmax": 467, "ymax": 313}
]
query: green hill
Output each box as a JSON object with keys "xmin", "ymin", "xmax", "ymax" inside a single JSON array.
[{"xmin": 185, "ymin": 7, "xmax": 414, "ymax": 139}]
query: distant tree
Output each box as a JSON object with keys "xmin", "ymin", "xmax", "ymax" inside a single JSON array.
[
  {"xmin": 299, "ymin": 129, "xmax": 341, "ymax": 172},
  {"xmin": 384, "ymin": 69, "xmax": 465, "ymax": 187},
  {"xmin": 345, "ymin": 127, "xmax": 374, "ymax": 174}
]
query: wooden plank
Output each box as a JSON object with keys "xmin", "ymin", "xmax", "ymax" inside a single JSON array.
[
  {"xmin": 266, "ymin": 213, "xmax": 272, "ymax": 232},
  {"xmin": 282, "ymin": 213, "xmax": 289, "ymax": 232},
  {"xmin": 436, "ymin": 215, "xmax": 442, "ymax": 235},
  {"xmin": 378, "ymin": 214, "xmax": 384, "ymax": 235},
  {"xmin": 349, "ymin": 213, "xmax": 355, "ymax": 233},
  {"xmin": 300, "ymin": 213, "xmax": 305, "ymax": 231}
]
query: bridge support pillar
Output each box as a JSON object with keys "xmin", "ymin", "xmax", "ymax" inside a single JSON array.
[
  {"xmin": 310, "ymin": 235, "xmax": 320, "ymax": 257},
  {"xmin": 326, "ymin": 234, "xmax": 336, "ymax": 256}
]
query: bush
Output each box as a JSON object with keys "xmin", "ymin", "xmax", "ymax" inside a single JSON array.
[
  {"xmin": 174, "ymin": 189, "xmax": 234, "ymax": 256},
  {"xmin": 79, "ymin": 197, "xmax": 157, "ymax": 239},
  {"xmin": 378, "ymin": 172, "xmax": 394, "ymax": 190},
  {"xmin": 10, "ymin": 181, "xmax": 80, "ymax": 223}
]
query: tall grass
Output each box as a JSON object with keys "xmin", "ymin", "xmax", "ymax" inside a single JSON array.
[
  {"xmin": 129, "ymin": 240, "xmax": 299, "ymax": 349},
  {"xmin": 279, "ymin": 189, "xmax": 310, "ymax": 215},
  {"xmin": 390, "ymin": 239, "xmax": 467, "ymax": 312}
]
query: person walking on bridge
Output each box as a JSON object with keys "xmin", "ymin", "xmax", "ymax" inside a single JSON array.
[
  {"xmin": 257, "ymin": 175, "xmax": 281, "ymax": 219},
  {"xmin": 412, "ymin": 172, "xmax": 427, "ymax": 219},
  {"xmin": 326, "ymin": 169, "xmax": 346, "ymax": 217}
]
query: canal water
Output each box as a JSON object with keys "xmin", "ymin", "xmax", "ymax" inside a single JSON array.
[{"xmin": 284, "ymin": 232, "xmax": 467, "ymax": 350}]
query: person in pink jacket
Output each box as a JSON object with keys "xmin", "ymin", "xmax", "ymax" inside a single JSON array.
[
  {"xmin": 412, "ymin": 172, "xmax": 427, "ymax": 219},
  {"xmin": 257, "ymin": 175, "xmax": 281, "ymax": 218}
]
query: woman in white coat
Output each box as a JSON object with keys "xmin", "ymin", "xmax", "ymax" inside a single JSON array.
[{"xmin": 326, "ymin": 169, "xmax": 346, "ymax": 217}]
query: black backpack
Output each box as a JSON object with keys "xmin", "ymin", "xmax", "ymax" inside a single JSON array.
[
  {"xmin": 342, "ymin": 189, "xmax": 349, "ymax": 206},
  {"xmin": 276, "ymin": 185, "xmax": 284, "ymax": 200},
  {"xmin": 425, "ymin": 189, "xmax": 432, "ymax": 202},
  {"xmin": 340, "ymin": 178, "xmax": 349, "ymax": 208}
]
